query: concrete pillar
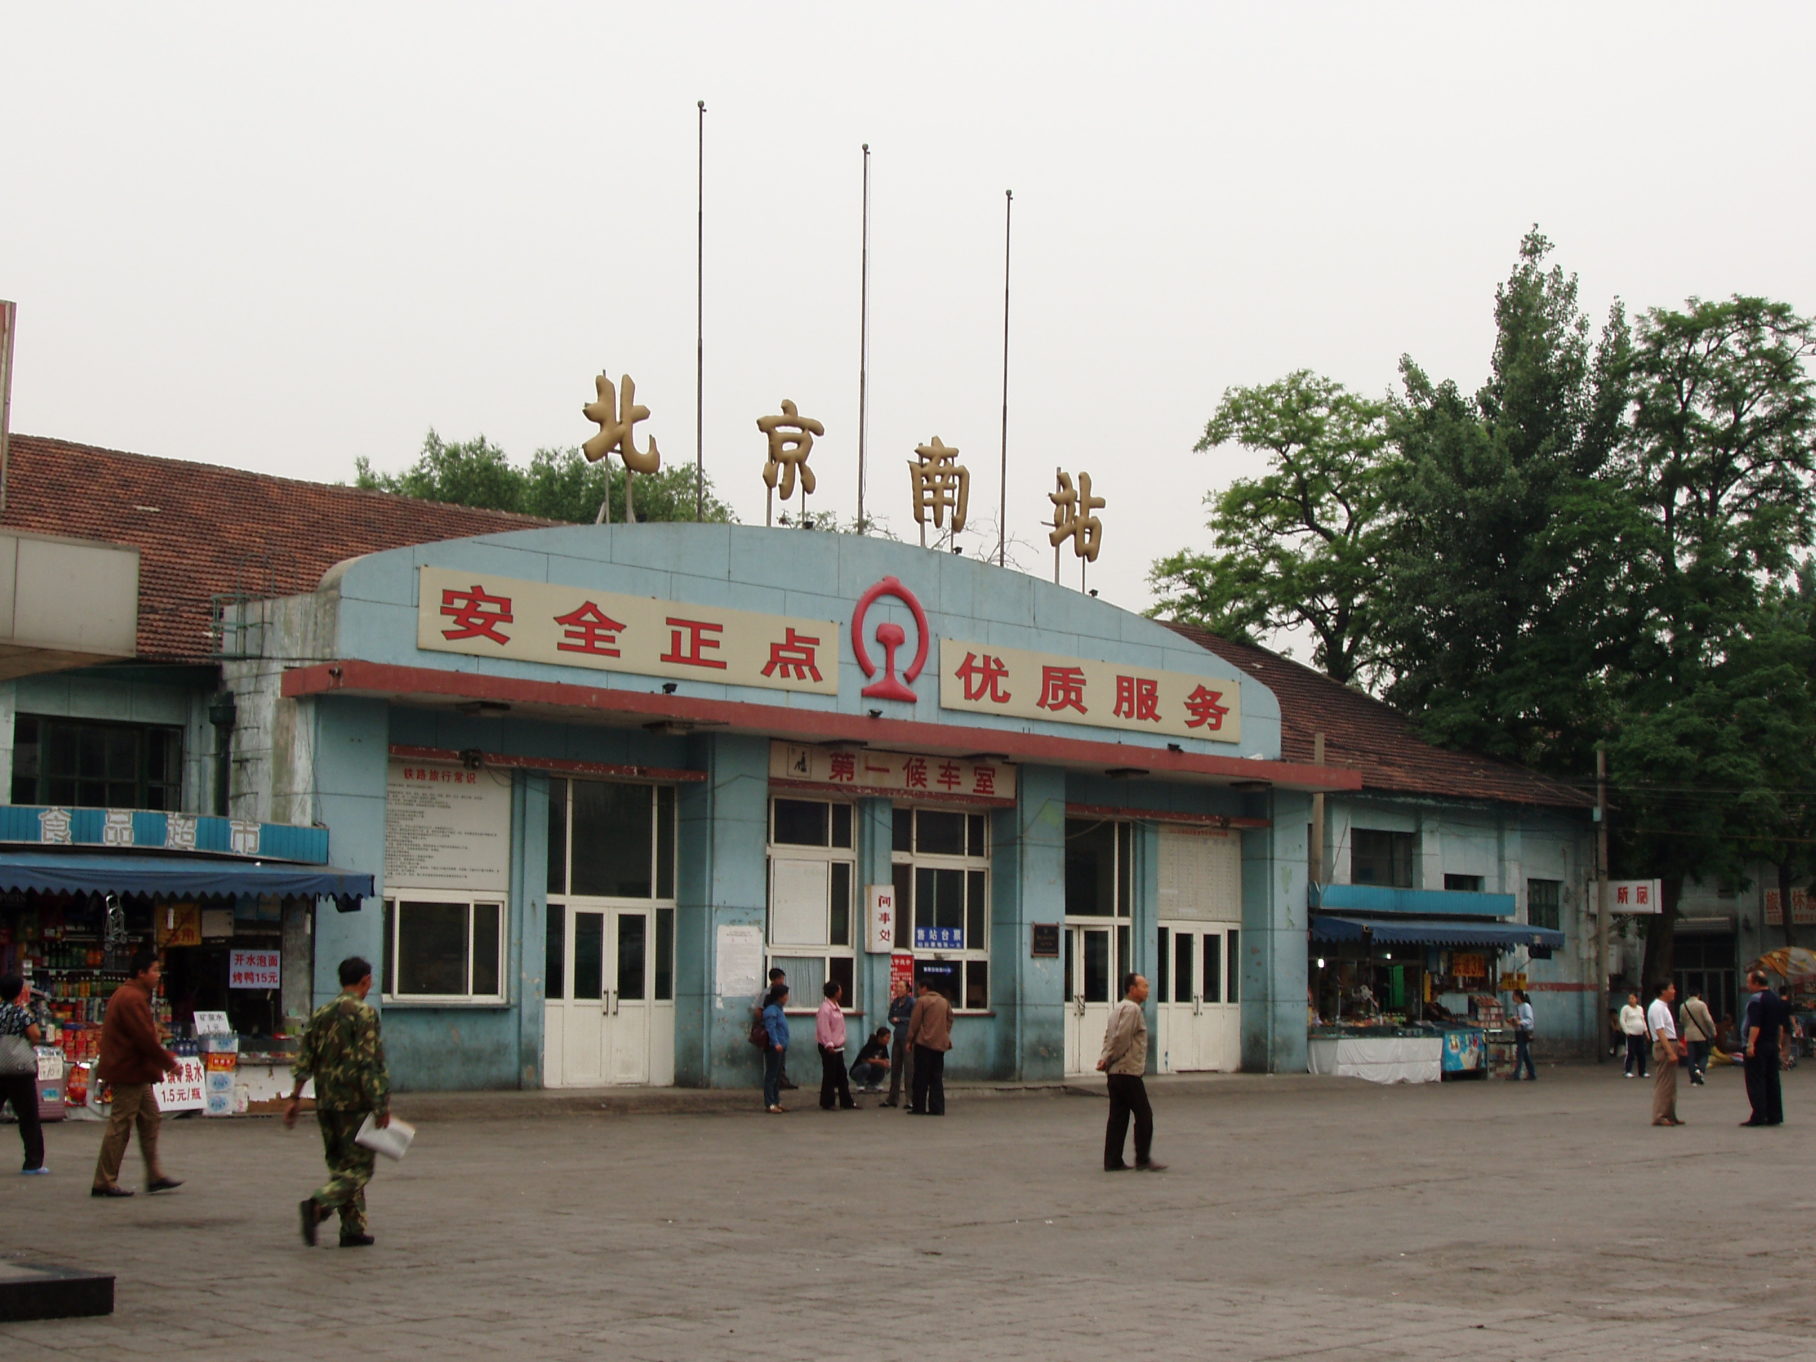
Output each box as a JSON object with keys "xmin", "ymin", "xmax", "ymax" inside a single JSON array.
[
  {"xmin": 1241, "ymin": 789, "xmax": 1311, "ymax": 1074},
  {"xmin": 992, "ymin": 765, "xmax": 1067, "ymax": 1080}
]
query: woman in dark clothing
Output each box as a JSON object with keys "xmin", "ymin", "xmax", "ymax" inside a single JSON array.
[{"xmin": 0, "ymin": 973, "xmax": 46, "ymax": 1174}]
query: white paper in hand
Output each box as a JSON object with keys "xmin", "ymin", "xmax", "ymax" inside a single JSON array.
[{"xmin": 354, "ymin": 1113, "xmax": 416, "ymax": 1161}]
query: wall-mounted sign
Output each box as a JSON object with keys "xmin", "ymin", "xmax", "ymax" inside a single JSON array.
[
  {"xmin": 866, "ymin": 884, "xmax": 896, "ymax": 953},
  {"xmin": 1030, "ymin": 923, "xmax": 1060, "ymax": 958},
  {"xmin": 385, "ymin": 761, "xmax": 511, "ymax": 892},
  {"xmin": 229, "ymin": 949, "xmax": 281, "ymax": 989},
  {"xmin": 771, "ymin": 743, "xmax": 1015, "ymax": 804},
  {"xmin": 417, "ymin": 566, "xmax": 839, "ymax": 695},
  {"xmin": 937, "ymin": 639, "xmax": 1243, "ymax": 744},
  {"xmin": 1603, "ymin": 879, "xmax": 1662, "ymax": 915}
]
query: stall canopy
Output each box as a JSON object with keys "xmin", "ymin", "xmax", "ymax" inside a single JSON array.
[
  {"xmin": 0, "ymin": 851, "xmax": 374, "ymax": 908},
  {"xmin": 1310, "ymin": 914, "xmax": 1564, "ymax": 950}
]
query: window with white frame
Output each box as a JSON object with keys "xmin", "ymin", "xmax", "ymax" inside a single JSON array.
[
  {"xmin": 767, "ymin": 797, "xmax": 857, "ymax": 1008},
  {"xmin": 893, "ymin": 806, "xmax": 991, "ymax": 1010},
  {"xmin": 383, "ymin": 897, "xmax": 505, "ymax": 1002}
]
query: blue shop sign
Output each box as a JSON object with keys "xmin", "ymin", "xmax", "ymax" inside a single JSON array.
[{"xmin": 913, "ymin": 926, "xmax": 964, "ymax": 950}]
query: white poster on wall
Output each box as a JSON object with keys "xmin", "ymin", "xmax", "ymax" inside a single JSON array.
[
  {"xmin": 716, "ymin": 924, "xmax": 764, "ymax": 1006},
  {"xmin": 384, "ymin": 761, "xmax": 512, "ymax": 892}
]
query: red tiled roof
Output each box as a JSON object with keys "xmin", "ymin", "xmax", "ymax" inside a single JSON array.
[
  {"xmin": 2, "ymin": 435, "xmax": 554, "ymax": 664},
  {"xmin": 1164, "ymin": 621, "xmax": 1594, "ymax": 811}
]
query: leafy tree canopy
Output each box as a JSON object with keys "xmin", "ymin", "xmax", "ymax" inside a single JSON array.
[{"xmin": 355, "ymin": 431, "xmax": 736, "ymax": 525}]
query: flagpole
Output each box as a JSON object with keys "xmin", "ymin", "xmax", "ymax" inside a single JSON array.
[
  {"xmin": 694, "ymin": 99, "xmax": 707, "ymax": 521},
  {"xmin": 998, "ymin": 190, "xmax": 1012, "ymax": 567},
  {"xmin": 857, "ymin": 143, "xmax": 872, "ymax": 533}
]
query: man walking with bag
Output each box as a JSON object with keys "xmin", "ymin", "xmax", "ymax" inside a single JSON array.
[
  {"xmin": 1679, "ymin": 985, "xmax": 1717, "ymax": 1087},
  {"xmin": 285, "ymin": 956, "xmax": 391, "ymax": 1247}
]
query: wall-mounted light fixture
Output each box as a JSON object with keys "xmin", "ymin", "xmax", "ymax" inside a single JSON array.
[{"xmin": 455, "ymin": 701, "xmax": 510, "ymax": 717}]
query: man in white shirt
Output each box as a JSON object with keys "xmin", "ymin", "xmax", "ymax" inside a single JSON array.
[
  {"xmin": 1509, "ymin": 989, "xmax": 1537, "ymax": 1080},
  {"xmin": 1646, "ymin": 981, "xmax": 1687, "ymax": 1126}
]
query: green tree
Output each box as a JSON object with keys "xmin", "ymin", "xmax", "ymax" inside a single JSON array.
[
  {"xmin": 1612, "ymin": 297, "xmax": 1816, "ymax": 982},
  {"xmin": 1148, "ymin": 370, "xmax": 1392, "ymax": 685},
  {"xmin": 1379, "ymin": 229, "xmax": 1634, "ymax": 777},
  {"xmin": 355, "ymin": 431, "xmax": 735, "ymax": 524}
]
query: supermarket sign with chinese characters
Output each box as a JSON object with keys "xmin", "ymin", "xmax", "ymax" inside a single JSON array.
[
  {"xmin": 417, "ymin": 566, "xmax": 839, "ymax": 695},
  {"xmin": 937, "ymin": 640, "xmax": 1243, "ymax": 744},
  {"xmin": 772, "ymin": 743, "xmax": 1016, "ymax": 804}
]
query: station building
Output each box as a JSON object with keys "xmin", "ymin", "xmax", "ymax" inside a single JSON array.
[{"xmin": 0, "ymin": 434, "xmax": 1602, "ymax": 1088}]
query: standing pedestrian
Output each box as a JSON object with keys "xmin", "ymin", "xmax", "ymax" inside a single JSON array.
[
  {"xmin": 1740, "ymin": 969, "xmax": 1788, "ymax": 1127},
  {"xmin": 1679, "ymin": 985, "xmax": 1717, "ymax": 1087},
  {"xmin": 284, "ymin": 956, "xmax": 391, "ymax": 1248},
  {"xmin": 1620, "ymin": 991, "xmax": 1649, "ymax": 1078},
  {"xmin": 906, "ymin": 979, "xmax": 953, "ymax": 1116},
  {"xmin": 0, "ymin": 973, "xmax": 47, "ymax": 1175},
  {"xmin": 1647, "ymin": 980, "xmax": 1686, "ymax": 1127},
  {"xmin": 1509, "ymin": 989, "xmax": 1537, "ymax": 1081},
  {"xmin": 754, "ymin": 967, "xmax": 798, "ymax": 1092},
  {"xmin": 881, "ymin": 977, "xmax": 915, "ymax": 1108},
  {"xmin": 90, "ymin": 949, "xmax": 182, "ymax": 1199},
  {"xmin": 816, "ymin": 981, "xmax": 860, "ymax": 1110},
  {"xmin": 761, "ymin": 984, "xmax": 790, "ymax": 1114},
  {"xmin": 1098, "ymin": 972, "xmax": 1165, "ymax": 1172}
]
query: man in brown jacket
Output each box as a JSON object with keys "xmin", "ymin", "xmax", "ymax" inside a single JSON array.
[
  {"xmin": 91, "ymin": 948, "xmax": 182, "ymax": 1198},
  {"xmin": 906, "ymin": 979, "xmax": 953, "ymax": 1116}
]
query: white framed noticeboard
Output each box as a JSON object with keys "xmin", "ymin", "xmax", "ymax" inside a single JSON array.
[{"xmin": 384, "ymin": 760, "xmax": 512, "ymax": 892}]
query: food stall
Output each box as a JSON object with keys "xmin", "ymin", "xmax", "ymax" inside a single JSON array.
[{"xmin": 1308, "ymin": 888, "xmax": 1564, "ymax": 1083}]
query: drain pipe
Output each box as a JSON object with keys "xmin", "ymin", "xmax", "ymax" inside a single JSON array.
[{"xmin": 208, "ymin": 690, "xmax": 238, "ymax": 817}]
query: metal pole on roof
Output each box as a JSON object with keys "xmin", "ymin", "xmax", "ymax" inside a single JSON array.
[
  {"xmin": 695, "ymin": 100, "xmax": 706, "ymax": 522},
  {"xmin": 997, "ymin": 190, "xmax": 1012, "ymax": 567},
  {"xmin": 856, "ymin": 143, "xmax": 871, "ymax": 534},
  {"xmin": 0, "ymin": 300, "xmax": 15, "ymax": 515}
]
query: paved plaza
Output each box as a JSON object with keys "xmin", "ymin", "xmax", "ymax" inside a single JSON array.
[{"xmin": 0, "ymin": 1060, "xmax": 1808, "ymax": 1361}]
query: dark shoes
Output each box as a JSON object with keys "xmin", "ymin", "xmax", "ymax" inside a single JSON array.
[
  {"xmin": 1104, "ymin": 1163, "xmax": 1131, "ymax": 1172},
  {"xmin": 1136, "ymin": 1161, "xmax": 1168, "ymax": 1172},
  {"xmin": 779, "ymin": 1079, "xmax": 799, "ymax": 1090},
  {"xmin": 300, "ymin": 1198, "xmax": 323, "ymax": 1247},
  {"xmin": 90, "ymin": 1185, "xmax": 134, "ymax": 1198},
  {"xmin": 880, "ymin": 1099, "xmax": 899, "ymax": 1107},
  {"xmin": 147, "ymin": 1177, "xmax": 184, "ymax": 1194},
  {"xmin": 339, "ymin": 1232, "xmax": 375, "ymax": 1248}
]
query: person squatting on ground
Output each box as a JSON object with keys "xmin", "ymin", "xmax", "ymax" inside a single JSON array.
[
  {"xmin": 0, "ymin": 973, "xmax": 47, "ymax": 1175},
  {"xmin": 1099, "ymin": 972, "xmax": 1165, "ymax": 1172},
  {"xmin": 816, "ymin": 980, "xmax": 860, "ymax": 1110},
  {"xmin": 849, "ymin": 1027, "xmax": 891, "ymax": 1093},
  {"xmin": 287, "ymin": 955, "xmax": 391, "ymax": 1247},
  {"xmin": 91, "ymin": 948, "xmax": 183, "ymax": 1198},
  {"xmin": 1647, "ymin": 980, "xmax": 1686, "ymax": 1127}
]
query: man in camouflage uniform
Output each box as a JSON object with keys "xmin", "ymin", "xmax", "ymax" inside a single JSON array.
[{"xmin": 284, "ymin": 955, "xmax": 390, "ymax": 1248}]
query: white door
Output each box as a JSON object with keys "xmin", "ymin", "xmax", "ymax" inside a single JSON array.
[
  {"xmin": 1156, "ymin": 922, "xmax": 1241, "ymax": 1072},
  {"xmin": 1063, "ymin": 924, "xmax": 1120, "ymax": 1074},
  {"xmin": 544, "ymin": 902, "xmax": 674, "ymax": 1087}
]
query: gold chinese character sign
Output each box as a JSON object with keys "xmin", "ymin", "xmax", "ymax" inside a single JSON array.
[
  {"xmin": 1049, "ymin": 470, "xmax": 1105, "ymax": 562},
  {"xmin": 582, "ymin": 371, "xmax": 662, "ymax": 524},
  {"xmin": 757, "ymin": 398, "xmax": 824, "ymax": 526},
  {"xmin": 909, "ymin": 436, "xmax": 969, "ymax": 543}
]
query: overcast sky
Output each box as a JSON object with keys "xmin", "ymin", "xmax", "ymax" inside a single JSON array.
[{"xmin": 6, "ymin": 2, "xmax": 1815, "ymax": 626}]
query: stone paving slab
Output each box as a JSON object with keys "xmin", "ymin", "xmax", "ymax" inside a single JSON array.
[{"xmin": 0, "ymin": 1061, "xmax": 1805, "ymax": 1359}]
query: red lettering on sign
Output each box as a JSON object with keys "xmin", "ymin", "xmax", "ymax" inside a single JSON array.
[{"xmin": 440, "ymin": 586, "xmax": 514, "ymax": 644}]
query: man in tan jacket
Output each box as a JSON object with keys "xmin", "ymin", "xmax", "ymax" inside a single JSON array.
[
  {"xmin": 1098, "ymin": 972, "xmax": 1165, "ymax": 1171},
  {"xmin": 91, "ymin": 949, "xmax": 182, "ymax": 1198},
  {"xmin": 1679, "ymin": 985, "xmax": 1717, "ymax": 1087},
  {"xmin": 905, "ymin": 979, "xmax": 953, "ymax": 1115}
]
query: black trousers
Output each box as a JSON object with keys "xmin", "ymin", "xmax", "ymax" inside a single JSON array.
[
  {"xmin": 818, "ymin": 1046, "xmax": 855, "ymax": 1109},
  {"xmin": 0, "ymin": 1072, "xmax": 44, "ymax": 1171},
  {"xmin": 1744, "ymin": 1048, "xmax": 1784, "ymax": 1124},
  {"xmin": 912, "ymin": 1045, "xmax": 946, "ymax": 1114},
  {"xmin": 1104, "ymin": 1072, "xmax": 1153, "ymax": 1168},
  {"xmin": 1624, "ymin": 1034, "xmax": 1649, "ymax": 1076}
]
